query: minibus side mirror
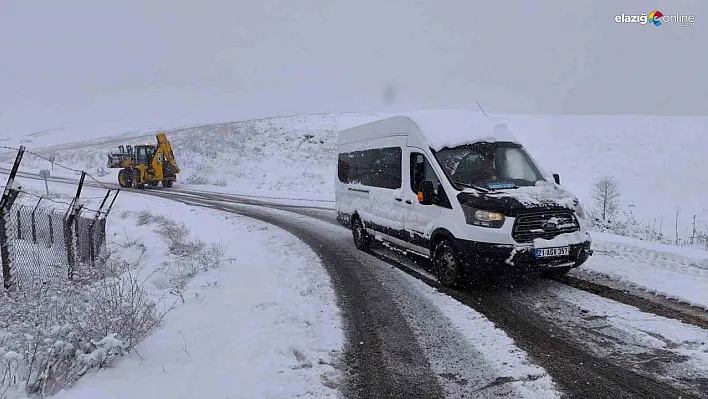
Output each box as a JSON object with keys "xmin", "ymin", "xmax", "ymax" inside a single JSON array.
[
  {"xmin": 418, "ymin": 181, "xmax": 436, "ymax": 205},
  {"xmin": 553, "ymin": 173, "xmax": 561, "ymax": 185}
]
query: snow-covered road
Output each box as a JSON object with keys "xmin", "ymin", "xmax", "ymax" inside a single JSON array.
[{"xmin": 144, "ymin": 188, "xmax": 708, "ymax": 398}]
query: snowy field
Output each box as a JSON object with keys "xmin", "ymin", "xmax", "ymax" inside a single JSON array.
[
  {"xmin": 1, "ymin": 177, "xmax": 344, "ymax": 399},
  {"xmin": 4, "ymin": 111, "xmax": 707, "ymax": 307}
]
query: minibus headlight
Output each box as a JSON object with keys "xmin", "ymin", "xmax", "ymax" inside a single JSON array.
[{"xmin": 461, "ymin": 204, "xmax": 505, "ymax": 228}]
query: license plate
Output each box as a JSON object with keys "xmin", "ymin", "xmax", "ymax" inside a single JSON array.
[{"xmin": 534, "ymin": 246, "xmax": 570, "ymax": 258}]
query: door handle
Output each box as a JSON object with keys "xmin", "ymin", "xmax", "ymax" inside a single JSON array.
[
  {"xmin": 405, "ymin": 200, "xmax": 412, "ymax": 204},
  {"xmin": 395, "ymin": 198, "xmax": 402, "ymax": 202}
]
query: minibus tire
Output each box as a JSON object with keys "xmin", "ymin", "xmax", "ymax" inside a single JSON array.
[
  {"xmin": 352, "ymin": 217, "xmax": 371, "ymax": 252},
  {"xmin": 432, "ymin": 239, "xmax": 461, "ymax": 287}
]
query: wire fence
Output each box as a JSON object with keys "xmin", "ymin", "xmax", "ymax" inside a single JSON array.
[
  {"xmin": 1, "ymin": 203, "xmax": 108, "ymax": 289},
  {"xmin": 0, "ymin": 145, "xmax": 118, "ymax": 291}
]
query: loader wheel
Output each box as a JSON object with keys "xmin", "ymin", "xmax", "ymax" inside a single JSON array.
[
  {"xmin": 119, "ymin": 169, "xmax": 134, "ymax": 188},
  {"xmin": 162, "ymin": 180, "xmax": 173, "ymax": 188},
  {"xmin": 117, "ymin": 169, "xmax": 128, "ymax": 188}
]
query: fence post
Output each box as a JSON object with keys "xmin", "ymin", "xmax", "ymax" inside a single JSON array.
[
  {"xmin": 0, "ymin": 208, "xmax": 9, "ymax": 290},
  {"xmin": 88, "ymin": 190, "xmax": 112, "ymax": 265},
  {"xmin": 31, "ymin": 198, "xmax": 42, "ymax": 244},
  {"xmin": 65, "ymin": 171, "xmax": 85, "ymax": 280},
  {"xmin": 89, "ymin": 191, "xmax": 107, "ymax": 265},
  {"xmin": 48, "ymin": 213, "xmax": 54, "ymax": 247},
  {"xmin": 1, "ymin": 146, "xmax": 25, "ymax": 290},
  {"xmin": 104, "ymin": 189, "xmax": 120, "ymax": 218},
  {"xmin": 16, "ymin": 207, "xmax": 21, "ymax": 240}
]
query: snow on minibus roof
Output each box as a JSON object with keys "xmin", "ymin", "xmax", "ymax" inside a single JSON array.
[{"xmin": 402, "ymin": 109, "xmax": 519, "ymax": 150}]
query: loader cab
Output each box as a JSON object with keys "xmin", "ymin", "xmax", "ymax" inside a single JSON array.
[{"xmin": 134, "ymin": 145, "xmax": 155, "ymax": 165}]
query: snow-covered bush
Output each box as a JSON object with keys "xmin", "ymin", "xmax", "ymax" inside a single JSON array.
[
  {"xmin": 135, "ymin": 210, "xmax": 204, "ymax": 256},
  {"xmin": 94, "ymin": 166, "xmax": 109, "ymax": 177},
  {"xmin": 131, "ymin": 210, "xmax": 227, "ymax": 302},
  {"xmin": 0, "ymin": 247, "xmax": 168, "ymax": 397},
  {"xmin": 167, "ymin": 243, "xmax": 226, "ymax": 303},
  {"xmin": 185, "ymin": 171, "xmax": 209, "ymax": 185}
]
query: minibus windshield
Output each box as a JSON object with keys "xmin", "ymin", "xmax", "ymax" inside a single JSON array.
[{"xmin": 434, "ymin": 142, "xmax": 546, "ymax": 190}]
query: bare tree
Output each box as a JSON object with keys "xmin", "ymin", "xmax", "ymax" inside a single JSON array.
[
  {"xmin": 690, "ymin": 215, "xmax": 697, "ymax": 245},
  {"xmin": 382, "ymin": 82, "xmax": 398, "ymax": 104},
  {"xmin": 674, "ymin": 206, "xmax": 681, "ymax": 245},
  {"xmin": 591, "ymin": 176, "xmax": 621, "ymax": 222}
]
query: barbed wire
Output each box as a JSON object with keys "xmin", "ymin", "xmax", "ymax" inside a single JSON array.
[
  {"xmin": 0, "ymin": 145, "xmax": 113, "ymax": 190},
  {"xmin": 0, "ymin": 144, "xmax": 336, "ymax": 207},
  {"xmin": 16, "ymin": 189, "xmax": 103, "ymax": 215}
]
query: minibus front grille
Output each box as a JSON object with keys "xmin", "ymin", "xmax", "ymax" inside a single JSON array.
[{"xmin": 512, "ymin": 211, "xmax": 580, "ymax": 243}]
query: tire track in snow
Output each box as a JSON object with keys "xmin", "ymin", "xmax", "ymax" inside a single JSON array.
[
  {"xmin": 147, "ymin": 191, "xmax": 448, "ymax": 399},
  {"xmin": 152, "ymin": 190, "xmax": 698, "ymax": 399},
  {"xmin": 361, "ymin": 249, "xmax": 701, "ymax": 399}
]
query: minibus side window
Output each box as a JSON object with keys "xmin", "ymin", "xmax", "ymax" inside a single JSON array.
[
  {"xmin": 370, "ymin": 147, "xmax": 402, "ymax": 189},
  {"xmin": 351, "ymin": 151, "xmax": 371, "ymax": 185}
]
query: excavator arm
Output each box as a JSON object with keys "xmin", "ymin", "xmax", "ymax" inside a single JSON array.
[
  {"xmin": 155, "ymin": 133, "xmax": 180, "ymax": 172},
  {"xmin": 150, "ymin": 133, "xmax": 180, "ymax": 184}
]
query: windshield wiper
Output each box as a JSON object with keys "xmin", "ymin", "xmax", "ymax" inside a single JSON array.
[{"xmin": 453, "ymin": 180, "xmax": 489, "ymax": 193}]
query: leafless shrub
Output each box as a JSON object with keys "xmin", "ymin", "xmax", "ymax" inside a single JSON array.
[
  {"xmin": 0, "ymin": 257, "xmax": 170, "ymax": 397},
  {"xmin": 72, "ymin": 272, "xmax": 166, "ymax": 352},
  {"xmin": 697, "ymin": 226, "xmax": 708, "ymax": 250},
  {"xmin": 591, "ymin": 175, "xmax": 621, "ymax": 224},
  {"xmin": 133, "ymin": 211, "xmax": 205, "ymax": 256},
  {"xmin": 674, "ymin": 206, "xmax": 682, "ymax": 246},
  {"xmin": 167, "ymin": 243, "xmax": 226, "ymax": 303},
  {"xmin": 95, "ymin": 167, "xmax": 109, "ymax": 177},
  {"xmin": 185, "ymin": 171, "xmax": 209, "ymax": 185}
]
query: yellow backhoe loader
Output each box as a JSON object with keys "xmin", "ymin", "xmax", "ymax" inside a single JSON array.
[{"xmin": 107, "ymin": 133, "xmax": 180, "ymax": 189}]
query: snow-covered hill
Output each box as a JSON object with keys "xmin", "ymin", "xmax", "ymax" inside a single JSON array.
[{"xmin": 9, "ymin": 112, "xmax": 708, "ymax": 241}]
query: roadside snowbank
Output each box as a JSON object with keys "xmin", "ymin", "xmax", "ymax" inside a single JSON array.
[
  {"xmin": 575, "ymin": 232, "xmax": 708, "ymax": 309},
  {"xmin": 2, "ymin": 177, "xmax": 345, "ymax": 399}
]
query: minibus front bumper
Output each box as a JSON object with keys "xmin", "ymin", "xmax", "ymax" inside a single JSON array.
[{"xmin": 454, "ymin": 238, "xmax": 593, "ymax": 274}]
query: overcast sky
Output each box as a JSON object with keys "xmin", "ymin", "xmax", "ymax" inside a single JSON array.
[{"xmin": 1, "ymin": 0, "xmax": 706, "ymax": 135}]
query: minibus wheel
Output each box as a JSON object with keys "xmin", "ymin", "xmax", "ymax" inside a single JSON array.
[
  {"xmin": 352, "ymin": 217, "xmax": 371, "ymax": 252},
  {"xmin": 433, "ymin": 239, "xmax": 461, "ymax": 287}
]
